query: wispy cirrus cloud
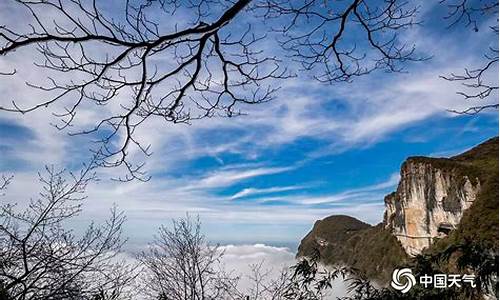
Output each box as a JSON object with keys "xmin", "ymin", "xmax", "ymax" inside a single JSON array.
[
  {"xmin": 252, "ymin": 173, "xmax": 399, "ymax": 206},
  {"xmin": 184, "ymin": 166, "xmax": 296, "ymax": 191},
  {"xmin": 230, "ymin": 185, "xmax": 307, "ymax": 200}
]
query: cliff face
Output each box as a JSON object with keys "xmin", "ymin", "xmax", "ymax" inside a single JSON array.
[{"xmin": 383, "ymin": 159, "xmax": 481, "ymax": 256}]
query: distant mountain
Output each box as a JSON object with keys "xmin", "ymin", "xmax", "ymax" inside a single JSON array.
[
  {"xmin": 297, "ymin": 137, "xmax": 499, "ymax": 285},
  {"xmin": 297, "ymin": 215, "xmax": 407, "ymax": 283}
]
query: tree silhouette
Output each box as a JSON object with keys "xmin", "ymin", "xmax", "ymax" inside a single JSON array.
[
  {"xmin": 137, "ymin": 215, "xmax": 239, "ymax": 299},
  {"xmin": 0, "ymin": 164, "xmax": 136, "ymax": 299},
  {"xmin": 440, "ymin": 0, "xmax": 499, "ymax": 114},
  {"xmin": 0, "ymin": 0, "xmax": 428, "ymax": 180}
]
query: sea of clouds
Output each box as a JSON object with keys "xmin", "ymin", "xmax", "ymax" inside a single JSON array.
[
  {"xmin": 120, "ymin": 243, "xmax": 349, "ymax": 299},
  {"xmin": 222, "ymin": 243, "xmax": 349, "ymax": 298}
]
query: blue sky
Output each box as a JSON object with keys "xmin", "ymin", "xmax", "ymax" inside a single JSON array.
[{"xmin": 0, "ymin": 0, "xmax": 498, "ymax": 250}]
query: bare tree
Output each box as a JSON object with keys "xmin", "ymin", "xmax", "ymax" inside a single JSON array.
[
  {"xmin": 254, "ymin": 0, "xmax": 425, "ymax": 83},
  {"xmin": 0, "ymin": 0, "xmax": 424, "ymax": 180},
  {"xmin": 137, "ymin": 215, "xmax": 239, "ymax": 300},
  {"xmin": 0, "ymin": 165, "xmax": 136, "ymax": 300},
  {"xmin": 440, "ymin": 0, "xmax": 499, "ymax": 114},
  {"xmin": 242, "ymin": 262, "xmax": 292, "ymax": 300},
  {"xmin": 0, "ymin": 0, "xmax": 289, "ymax": 181},
  {"xmin": 0, "ymin": 0, "xmax": 495, "ymax": 181},
  {"xmin": 0, "ymin": 176, "xmax": 13, "ymax": 196},
  {"xmin": 137, "ymin": 216, "xmax": 360, "ymax": 300}
]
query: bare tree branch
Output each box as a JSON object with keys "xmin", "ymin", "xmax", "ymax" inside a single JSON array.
[
  {"xmin": 440, "ymin": 0, "xmax": 499, "ymax": 114},
  {"xmin": 440, "ymin": 0, "xmax": 498, "ymax": 31},
  {"xmin": 0, "ymin": 0, "xmax": 291, "ymax": 181},
  {"xmin": 0, "ymin": 175, "xmax": 13, "ymax": 195},
  {"xmin": 253, "ymin": 0, "xmax": 426, "ymax": 83},
  {"xmin": 137, "ymin": 215, "xmax": 239, "ymax": 300},
  {"xmin": 0, "ymin": 0, "xmax": 428, "ymax": 181},
  {"xmin": 0, "ymin": 164, "xmax": 137, "ymax": 299}
]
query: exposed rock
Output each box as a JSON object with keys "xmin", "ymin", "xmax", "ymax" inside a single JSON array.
[{"xmin": 383, "ymin": 159, "xmax": 481, "ymax": 256}]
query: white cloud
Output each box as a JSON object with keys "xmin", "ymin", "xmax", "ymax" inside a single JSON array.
[
  {"xmin": 343, "ymin": 173, "xmax": 400, "ymax": 193},
  {"xmin": 220, "ymin": 244, "xmax": 349, "ymax": 299},
  {"xmin": 221, "ymin": 243, "xmax": 294, "ymax": 266},
  {"xmin": 256, "ymin": 173, "xmax": 398, "ymax": 206},
  {"xmin": 117, "ymin": 243, "xmax": 349, "ymax": 299},
  {"xmin": 185, "ymin": 166, "xmax": 296, "ymax": 190},
  {"xmin": 231, "ymin": 185, "xmax": 306, "ymax": 200}
]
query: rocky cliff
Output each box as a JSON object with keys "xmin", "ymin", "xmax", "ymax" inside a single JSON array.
[
  {"xmin": 297, "ymin": 137, "xmax": 498, "ymax": 284},
  {"xmin": 383, "ymin": 158, "xmax": 481, "ymax": 256}
]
